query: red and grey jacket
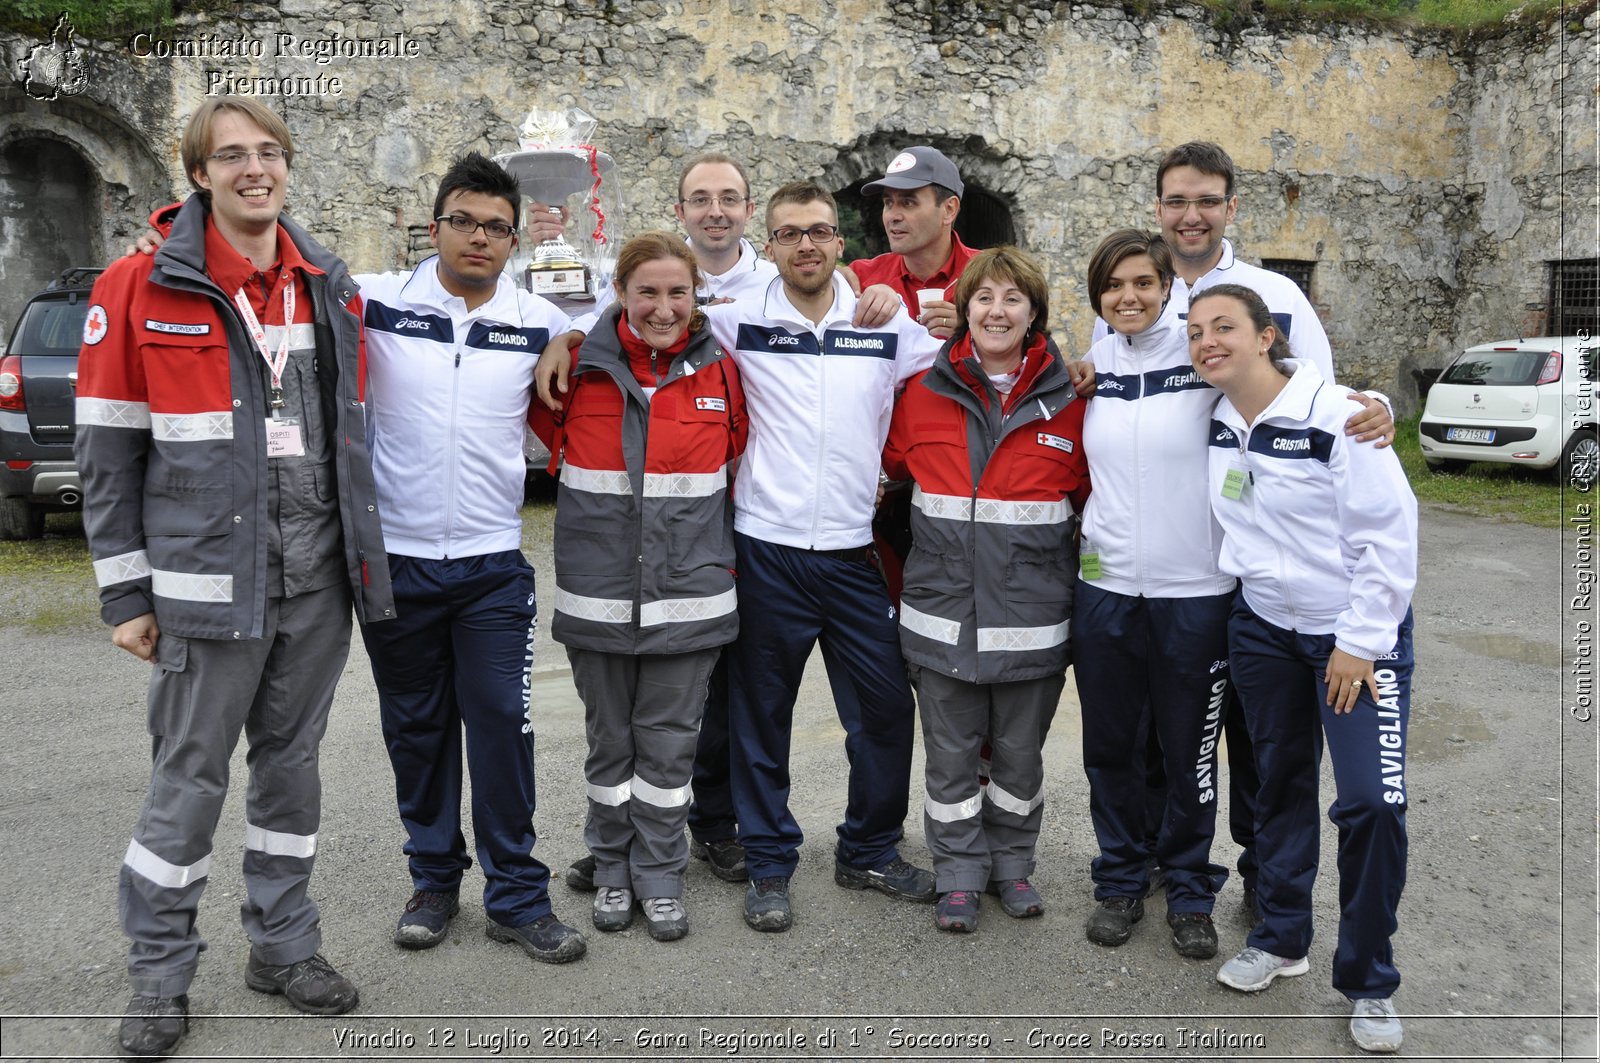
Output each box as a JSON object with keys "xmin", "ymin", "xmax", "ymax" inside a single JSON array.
[
  {"xmin": 74, "ymin": 195, "xmax": 394, "ymax": 640},
  {"xmin": 530, "ymin": 305, "xmax": 747, "ymax": 655},
  {"xmin": 882, "ymin": 331, "xmax": 1090, "ymax": 683}
]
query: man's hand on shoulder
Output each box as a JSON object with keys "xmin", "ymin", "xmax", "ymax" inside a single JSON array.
[
  {"xmin": 1344, "ymin": 392, "xmax": 1395, "ymax": 449},
  {"xmin": 1068, "ymin": 359, "xmax": 1096, "ymax": 399},
  {"xmin": 535, "ymin": 330, "xmax": 584, "ymax": 411},
  {"xmin": 125, "ymin": 227, "xmax": 164, "ymax": 258},
  {"xmin": 853, "ymin": 284, "xmax": 904, "ymax": 329}
]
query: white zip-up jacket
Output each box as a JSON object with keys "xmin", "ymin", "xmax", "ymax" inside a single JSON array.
[
  {"xmin": 1206, "ymin": 364, "xmax": 1417, "ymax": 660},
  {"xmin": 359, "ymin": 260, "xmax": 571, "ymax": 558},
  {"xmin": 1092, "ymin": 239, "xmax": 1334, "ymax": 381},
  {"xmin": 703, "ymin": 272, "xmax": 942, "ymax": 550},
  {"xmin": 1080, "ymin": 300, "xmax": 1234, "ymax": 599}
]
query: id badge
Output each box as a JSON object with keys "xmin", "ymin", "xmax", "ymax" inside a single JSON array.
[
  {"xmin": 1221, "ymin": 463, "xmax": 1250, "ymax": 501},
  {"xmin": 266, "ymin": 417, "xmax": 305, "ymax": 458},
  {"xmin": 1079, "ymin": 551, "xmax": 1102, "ymax": 581}
]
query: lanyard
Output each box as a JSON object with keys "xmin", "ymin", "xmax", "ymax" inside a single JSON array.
[{"xmin": 233, "ymin": 281, "xmax": 294, "ymax": 411}]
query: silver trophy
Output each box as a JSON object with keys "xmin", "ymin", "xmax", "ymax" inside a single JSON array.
[{"xmin": 494, "ymin": 107, "xmax": 620, "ymax": 312}]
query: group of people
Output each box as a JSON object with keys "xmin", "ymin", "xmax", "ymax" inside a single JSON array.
[{"xmin": 79, "ymin": 95, "xmax": 1417, "ymax": 1062}]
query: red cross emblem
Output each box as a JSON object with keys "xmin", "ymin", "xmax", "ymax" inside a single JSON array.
[{"xmin": 83, "ymin": 304, "xmax": 108, "ymax": 345}]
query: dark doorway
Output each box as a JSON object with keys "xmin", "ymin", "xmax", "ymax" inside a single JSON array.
[
  {"xmin": 834, "ymin": 178, "xmax": 1016, "ymax": 265},
  {"xmin": 0, "ymin": 137, "xmax": 99, "ymax": 332}
]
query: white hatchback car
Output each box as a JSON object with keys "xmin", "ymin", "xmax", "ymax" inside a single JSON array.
[{"xmin": 1419, "ymin": 336, "xmax": 1598, "ymax": 485}]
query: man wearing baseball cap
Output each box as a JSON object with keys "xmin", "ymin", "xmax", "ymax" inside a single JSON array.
[{"xmin": 847, "ymin": 145, "xmax": 977, "ymax": 341}]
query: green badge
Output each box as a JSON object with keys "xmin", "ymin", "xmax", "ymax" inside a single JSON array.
[
  {"xmin": 1221, "ymin": 465, "xmax": 1249, "ymax": 501},
  {"xmin": 1080, "ymin": 551, "xmax": 1102, "ymax": 580}
]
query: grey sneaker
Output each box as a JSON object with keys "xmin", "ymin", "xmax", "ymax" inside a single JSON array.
[
  {"xmin": 393, "ymin": 889, "xmax": 459, "ymax": 949},
  {"xmin": 833, "ymin": 855, "xmax": 936, "ymax": 902},
  {"xmin": 743, "ymin": 876, "xmax": 792, "ymax": 932},
  {"xmin": 485, "ymin": 913, "xmax": 587, "ymax": 964},
  {"xmin": 118, "ymin": 993, "xmax": 188, "ymax": 1059},
  {"xmin": 987, "ymin": 877, "xmax": 1044, "ymax": 918},
  {"xmin": 1085, "ymin": 895, "xmax": 1144, "ymax": 946},
  {"xmin": 1216, "ymin": 945, "xmax": 1310, "ymax": 992},
  {"xmin": 1350, "ymin": 997, "xmax": 1403, "ymax": 1053},
  {"xmin": 591, "ymin": 886, "xmax": 634, "ymax": 932},
  {"xmin": 244, "ymin": 952, "xmax": 359, "ymax": 1015},
  {"xmin": 641, "ymin": 896, "xmax": 688, "ymax": 941}
]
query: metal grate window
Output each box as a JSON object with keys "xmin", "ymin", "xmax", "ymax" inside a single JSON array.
[
  {"xmin": 1261, "ymin": 259, "xmax": 1315, "ymax": 299},
  {"xmin": 1549, "ymin": 259, "xmax": 1599, "ymax": 339}
]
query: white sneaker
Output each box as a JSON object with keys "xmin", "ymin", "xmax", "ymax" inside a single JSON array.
[
  {"xmin": 591, "ymin": 886, "xmax": 634, "ymax": 932},
  {"xmin": 1350, "ymin": 997, "xmax": 1403, "ymax": 1053},
  {"xmin": 641, "ymin": 896, "xmax": 688, "ymax": 941},
  {"xmin": 1216, "ymin": 945, "xmax": 1310, "ymax": 991}
]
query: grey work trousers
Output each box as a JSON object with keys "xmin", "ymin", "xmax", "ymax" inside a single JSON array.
[
  {"xmin": 120, "ymin": 583, "xmax": 353, "ymax": 998},
  {"xmin": 914, "ymin": 666, "xmax": 1064, "ymax": 893},
  {"xmin": 567, "ymin": 647, "xmax": 720, "ymax": 898}
]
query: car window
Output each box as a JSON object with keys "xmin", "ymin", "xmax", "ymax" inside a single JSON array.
[
  {"xmin": 1438, "ymin": 349, "xmax": 1546, "ymax": 386},
  {"xmin": 10, "ymin": 298, "xmax": 88, "ymax": 356}
]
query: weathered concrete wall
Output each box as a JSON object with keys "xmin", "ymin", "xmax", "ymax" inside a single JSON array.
[{"xmin": 1, "ymin": 0, "xmax": 1593, "ymax": 413}]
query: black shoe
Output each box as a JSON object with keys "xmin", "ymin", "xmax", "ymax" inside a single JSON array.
[
  {"xmin": 565, "ymin": 854, "xmax": 597, "ymax": 892},
  {"xmin": 485, "ymin": 913, "xmax": 587, "ymax": 964},
  {"xmin": 1168, "ymin": 911, "xmax": 1219, "ymax": 958},
  {"xmin": 743, "ymin": 876, "xmax": 792, "ymax": 932},
  {"xmin": 393, "ymin": 889, "xmax": 459, "ymax": 950},
  {"xmin": 244, "ymin": 952, "xmax": 359, "ymax": 1015},
  {"xmin": 834, "ymin": 855, "xmax": 936, "ymax": 902},
  {"xmin": 1085, "ymin": 895, "xmax": 1145, "ymax": 947},
  {"xmin": 690, "ymin": 836, "xmax": 748, "ymax": 882},
  {"xmin": 1242, "ymin": 885, "xmax": 1265, "ymax": 927},
  {"xmin": 118, "ymin": 994, "xmax": 188, "ymax": 1059}
]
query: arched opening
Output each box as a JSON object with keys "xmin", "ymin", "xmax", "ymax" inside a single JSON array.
[
  {"xmin": 834, "ymin": 179, "xmax": 1016, "ymax": 264},
  {"xmin": 0, "ymin": 137, "xmax": 99, "ymax": 332}
]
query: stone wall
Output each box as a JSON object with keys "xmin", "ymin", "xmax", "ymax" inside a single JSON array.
[{"xmin": 1, "ymin": 0, "xmax": 1593, "ymax": 413}]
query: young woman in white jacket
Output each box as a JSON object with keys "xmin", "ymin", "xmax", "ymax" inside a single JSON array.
[{"xmin": 1190, "ymin": 283, "xmax": 1417, "ymax": 1055}]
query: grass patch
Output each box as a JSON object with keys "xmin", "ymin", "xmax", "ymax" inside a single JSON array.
[
  {"xmin": 1200, "ymin": 0, "xmax": 1579, "ymax": 31},
  {"xmin": 0, "ymin": 520, "xmax": 91, "ymax": 575},
  {"xmin": 1394, "ymin": 415, "xmax": 1590, "ymax": 527}
]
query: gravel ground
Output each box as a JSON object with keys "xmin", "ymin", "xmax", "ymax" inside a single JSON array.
[{"xmin": 0, "ymin": 501, "xmax": 1591, "ymax": 1062}]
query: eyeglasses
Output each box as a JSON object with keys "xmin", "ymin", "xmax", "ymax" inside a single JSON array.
[
  {"xmin": 206, "ymin": 147, "xmax": 288, "ymax": 167},
  {"xmin": 1158, "ymin": 195, "xmax": 1230, "ymax": 212},
  {"xmin": 769, "ymin": 224, "xmax": 839, "ymax": 246},
  {"xmin": 681, "ymin": 194, "xmax": 748, "ymax": 211},
  {"xmin": 435, "ymin": 214, "xmax": 516, "ymax": 240}
]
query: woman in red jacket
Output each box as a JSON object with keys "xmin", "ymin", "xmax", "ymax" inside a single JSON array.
[
  {"xmin": 529, "ymin": 232, "xmax": 746, "ymax": 943},
  {"xmin": 882, "ymin": 246, "xmax": 1090, "ymax": 932}
]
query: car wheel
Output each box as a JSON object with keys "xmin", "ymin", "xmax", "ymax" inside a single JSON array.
[
  {"xmin": 1425, "ymin": 458, "xmax": 1470, "ymax": 475},
  {"xmin": 0, "ymin": 496, "xmax": 45, "ymax": 540},
  {"xmin": 1559, "ymin": 427, "xmax": 1599, "ymax": 488}
]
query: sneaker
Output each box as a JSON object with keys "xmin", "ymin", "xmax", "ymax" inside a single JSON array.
[
  {"xmin": 392, "ymin": 889, "xmax": 459, "ymax": 950},
  {"xmin": 690, "ymin": 837, "xmax": 748, "ymax": 882},
  {"xmin": 743, "ymin": 876, "xmax": 792, "ymax": 932},
  {"xmin": 1216, "ymin": 945, "xmax": 1310, "ymax": 992},
  {"xmin": 1168, "ymin": 911, "xmax": 1219, "ymax": 958},
  {"xmin": 834, "ymin": 855, "xmax": 937, "ymax": 902},
  {"xmin": 934, "ymin": 890, "xmax": 979, "ymax": 932},
  {"xmin": 118, "ymin": 993, "xmax": 188, "ymax": 1059},
  {"xmin": 1085, "ymin": 895, "xmax": 1144, "ymax": 946},
  {"xmin": 565, "ymin": 854, "xmax": 597, "ymax": 892},
  {"xmin": 485, "ymin": 913, "xmax": 587, "ymax": 964},
  {"xmin": 591, "ymin": 886, "xmax": 635, "ymax": 932},
  {"xmin": 987, "ymin": 878, "xmax": 1044, "ymax": 918},
  {"xmin": 641, "ymin": 896, "xmax": 689, "ymax": 941},
  {"xmin": 244, "ymin": 951, "xmax": 359, "ymax": 1015},
  {"xmin": 1242, "ymin": 884, "xmax": 1264, "ymax": 927},
  {"xmin": 1349, "ymin": 997, "xmax": 1404, "ymax": 1053}
]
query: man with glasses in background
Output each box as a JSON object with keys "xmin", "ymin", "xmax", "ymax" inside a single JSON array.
[{"xmin": 79, "ymin": 99, "xmax": 394, "ymax": 1059}]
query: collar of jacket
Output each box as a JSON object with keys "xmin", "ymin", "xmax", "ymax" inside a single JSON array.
[
  {"xmin": 925, "ymin": 329, "xmax": 1073, "ymax": 421},
  {"xmin": 151, "ymin": 195, "xmax": 355, "ymax": 306},
  {"xmin": 1116, "ymin": 296, "xmax": 1184, "ymax": 358}
]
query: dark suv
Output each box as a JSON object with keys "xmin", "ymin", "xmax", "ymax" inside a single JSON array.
[{"xmin": 1, "ymin": 267, "xmax": 102, "ymax": 539}]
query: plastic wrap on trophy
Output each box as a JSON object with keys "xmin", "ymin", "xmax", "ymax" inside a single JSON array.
[{"xmin": 495, "ymin": 148, "xmax": 620, "ymax": 314}]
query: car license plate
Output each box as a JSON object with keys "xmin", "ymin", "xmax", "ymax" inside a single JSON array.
[{"xmin": 1446, "ymin": 427, "xmax": 1495, "ymax": 444}]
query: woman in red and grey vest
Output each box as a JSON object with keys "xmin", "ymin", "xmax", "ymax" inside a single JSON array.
[{"xmin": 529, "ymin": 232, "xmax": 747, "ymax": 943}]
